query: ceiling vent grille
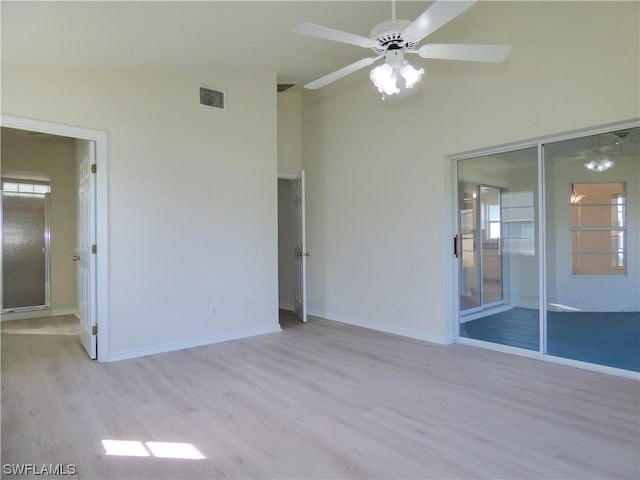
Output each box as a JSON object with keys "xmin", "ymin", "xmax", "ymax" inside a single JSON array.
[
  {"xmin": 277, "ymin": 83, "xmax": 296, "ymax": 93},
  {"xmin": 199, "ymin": 86, "xmax": 225, "ymax": 110}
]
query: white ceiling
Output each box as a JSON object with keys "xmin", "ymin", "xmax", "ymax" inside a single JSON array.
[{"xmin": 1, "ymin": 1, "xmax": 457, "ymax": 87}]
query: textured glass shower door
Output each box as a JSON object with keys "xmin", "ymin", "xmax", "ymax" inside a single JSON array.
[{"xmin": 2, "ymin": 192, "xmax": 50, "ymax": 311}]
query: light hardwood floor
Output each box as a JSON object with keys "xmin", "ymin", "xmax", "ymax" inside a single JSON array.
[{"xmin": 2, "ymin": 314, "xmax": 639, "ymax": 479}]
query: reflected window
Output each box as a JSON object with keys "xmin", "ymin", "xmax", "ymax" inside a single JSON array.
[
  {"xmin": 488, "ymin": 204, "xmax": 501, "ymax": 239},
  {"xmin": 570, "ymin": 182, "xmax": 625, "ymax": 275},
  {"xmin": 502, "ymin": 191, "xmax": 535, "ymax": 255}
]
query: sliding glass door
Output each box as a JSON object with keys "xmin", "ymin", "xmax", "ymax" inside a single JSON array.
[
  {"xmin": 457, "ymin": 147, "xmax": 539, "ymax": 351},
  {"xmin": 543, "ymin": 128, "xmax": 639, "ymax": 371},
  {"xmin": 455, "ymin": 125, "xmax": 639, "ymax": 373}
]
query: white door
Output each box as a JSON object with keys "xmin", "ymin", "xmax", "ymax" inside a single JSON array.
[
  {"xmin": 76, "ymin": 140, "xmax": 97, "ymax": 359},
  {"xmin": 293, "ymin": 171, "xmax": 308, "ymax": 322}
]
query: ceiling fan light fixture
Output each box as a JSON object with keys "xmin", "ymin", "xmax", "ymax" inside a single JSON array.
[
  {"xmin": 584, "ymin": 157, "xmax": 614, "ymax": 172},
  {"xmin": 570, "ymin": 184, "xmax": 586, "ymax": 205},
  {"xmin": 370, "ymin": 51, "xmax": 424, "ymax": 96},
  {"xmin": 401, "ymin": 63, "xmax": 424, "ymax": 88},
  {"xmin": 370, "ymin": 63, "xmax": 399, "ymax": 95}
]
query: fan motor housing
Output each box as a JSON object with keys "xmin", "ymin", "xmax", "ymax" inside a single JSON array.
[{"xmin": 369, "ymin": 19, "xmax": 417, "ymax": 54}]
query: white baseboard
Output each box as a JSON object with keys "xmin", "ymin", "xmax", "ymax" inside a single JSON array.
[
  {"xmin": 1, "ymin": 308, "xmax": 52, "ymax": 322},
  {"xmin": 52, "ymin": 308, "xmax": 79, "ymax": 318},
  {"xmin": 106, "ymin": 324, "xmax": 282, "ymax": 362},
  {"xmin": 1, "ymin": 308, "xmax": 79, "ymax": 322},
  {"xmin": 1, "ymin": 311, "xmax": 45, "ymax": 322},
  {"xmin": 307, "ymin": 309, "xmax": 451, "ymax": 345},
  {"xmin": 279, "ymin": 304, "xmax": 295, "ymax": 312}
]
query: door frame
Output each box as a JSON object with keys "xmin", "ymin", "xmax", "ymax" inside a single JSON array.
[
  {"xmin": 292, "ymin": 170, "xmax": 307, "ymax": 322},
  {"xmin": 1, "ymin": 115, "xmax": 109, "ymax": 362},
  {"xmin": 1, "ymin": 189, "xmax": 51, "ymax": 313}
]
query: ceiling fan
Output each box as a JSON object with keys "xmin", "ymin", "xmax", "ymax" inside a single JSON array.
[{"xmin": 293, "ymin": 0, "xmax": 511, "ymax": 96}]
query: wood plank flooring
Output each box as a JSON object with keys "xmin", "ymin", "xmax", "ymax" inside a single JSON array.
[{"xmin": 2, "ymin": 314, "xmax": 639, "ymax": 479}]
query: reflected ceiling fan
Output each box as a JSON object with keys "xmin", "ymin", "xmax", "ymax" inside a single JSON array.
[
  {"xmin": 558, "ymin": 128, "xmax": 640, "ymax": 172},
  {"xmin": 293, "ymin": 0, "xmax": 511, "ymax": 96},
  {"xmin": 562, "ymin": 129, "xmax": 640, "ymax": 158}
]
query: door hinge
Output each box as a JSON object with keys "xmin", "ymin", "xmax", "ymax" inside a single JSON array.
[
  {"xmin": 91, "ymin": 164, "xmax": 97, "ymax": 174},
  {"xmin": 91, "ymin": 244, "xmax": 97, "ymax": 254},
  {"xmin": 92, "ymin": 325, "xmax": 98, "ymax": 336}
]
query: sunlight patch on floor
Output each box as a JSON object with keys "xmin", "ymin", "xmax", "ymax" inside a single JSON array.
[
  {"xmin": 102, "ymin": 440, "xmax": 205, "ymax": 459},
  {"xmin": 102, "ymin": 440, "xmax": 149, "ymax": 457},
  {"xmin": 146, "ymin": 442, "xmax": 206, "ymax": 459}
]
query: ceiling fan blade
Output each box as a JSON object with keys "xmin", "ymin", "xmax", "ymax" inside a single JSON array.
[
  {"xmin": 418, "ymin": 44, "xmax": 511, "ymax": 62},
  {"xmin": 293, "ymin": 23, "xmax": 374, "ymax": 48},
  {"xmin": 305, "ymin": 56, "xmax": 381, "ymax": 90},
  {"xmin": 403, "ymin": 1, "xmax": 477, "ymax": 43}
]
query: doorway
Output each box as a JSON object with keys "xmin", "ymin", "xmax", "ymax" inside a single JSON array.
[
  {"xmin": 1, "ymin": 115, "xmax": 109, "ymax": 361},
  {"xmin": 277, "ymin": 171, "xmax": 308, "ymax": 327},
  {"xmin": 278, "ymin": 178, "xmax": 296, "ymax": 318}
]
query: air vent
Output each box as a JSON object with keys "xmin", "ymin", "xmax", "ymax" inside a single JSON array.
[
  {"xmin": 199, "ymin": 86, "xmax": 225, "ymax": 110},
  {"xmin": 613, "ymin": 129, "xmax": 630, "ymax": 139},
  {"xmin": 277, "ymin": 83, "xmax": 295, "ymax": 93}
]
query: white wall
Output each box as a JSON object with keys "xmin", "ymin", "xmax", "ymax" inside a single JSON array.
[
  {"xmin": 277, "ymin": 91, "xmax": 302, "ymax": 176},
  {"xmin": 301, "ymin": 1, "xmax": 640, "ymax": 343},
  {"xmin": 1, "ymin": 129, "xmax": 78, "ymax": 320},
  {"xmin": 1, "ymin": 67, "xmax": 280, "ymax": 359}
]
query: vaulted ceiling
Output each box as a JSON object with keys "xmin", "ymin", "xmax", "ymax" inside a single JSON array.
[{"xmin": 2, "ymin": 1, "xmax": 473, "ymax": 87}]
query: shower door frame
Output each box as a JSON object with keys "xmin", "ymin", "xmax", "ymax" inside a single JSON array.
[{"xmin": 1, "ymin": 188, "xmax": 52, "ymax": 313}]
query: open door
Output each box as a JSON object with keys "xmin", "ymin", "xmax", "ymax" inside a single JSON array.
[
  {"xmin": 293, "ymin": 171, "xmax": 308, "ymax": 322},
  {"xmin": 76, "ymin": 140, "xmax": 97, "ymax": 359}
]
